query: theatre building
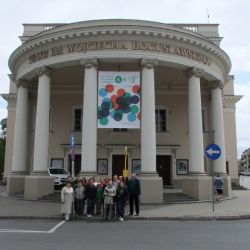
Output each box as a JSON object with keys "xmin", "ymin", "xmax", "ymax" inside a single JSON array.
[{"xmin": 2, "ymin": 19, "xmax": 241, "ymax": 203}]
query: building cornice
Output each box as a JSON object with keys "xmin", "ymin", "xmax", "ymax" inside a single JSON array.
[
  {"xmin": 223, "ymin": 95, "xmax": 242, "ymax": 104},
  {"xmin": 1, "ymin": 93, "xmax": 17, "ymax": 101},
  {"xmin": 9, "ymin": 20, "xmax": 231, "ymax": 78}
]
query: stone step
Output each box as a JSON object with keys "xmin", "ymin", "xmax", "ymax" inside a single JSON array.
[
  {"xmin": 38, "ymin": 191, "xmax": 61, "ymax": 202},
  {"xmin": 163, "ymin": 192, "xmax": 197, "ymax": 203},
  {"xmin": 232, "ymin": 183, "xmax": 247, "ymax": 190}
]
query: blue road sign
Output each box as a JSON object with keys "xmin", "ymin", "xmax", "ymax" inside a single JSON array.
[{"xmin": 205, "ymin": 144, "xmax": 221, "ymax": 160}]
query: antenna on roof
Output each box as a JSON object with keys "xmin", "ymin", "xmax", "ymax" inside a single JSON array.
[{"xmin": 207, "ymin": 8, "xmax": 210, "ymax": 24}]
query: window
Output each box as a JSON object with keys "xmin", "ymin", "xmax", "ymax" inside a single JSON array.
[
  {"xmin": 155, "ymin": 108, "xmax": 167, "ymax": 132},
  {"xmin": 73, "ymin": 108, "xmax": 82, "ymax": 131},
  {"xmin": 202, "ymin": 108, "xmax": 206, "ymax": 133}
]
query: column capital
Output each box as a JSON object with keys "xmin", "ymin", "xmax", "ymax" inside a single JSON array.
[
  {"xmin": 141, "ymin": 59, "xmax": 158, "ymax": 69},
  {"xmin": 8, "ymin": 74, "xmax": 16, "ymax": 82},
  {"xmin": 35, "ymin": 66, "xmax": 52, "ymax": 77},
  {"xmin": 80, "ymin": 58, "xmax": 99, "ymax": 69},
  {"xmin": 185, "ymin": 67, "xmax": 204, "ymax": 79},
  {"xmin": 211, "ymin": 80, "xmax": 224, "ymax": 90},
  {"xmin": 16, "ymin": 79, "xmax": 30, "ymax": 89}
]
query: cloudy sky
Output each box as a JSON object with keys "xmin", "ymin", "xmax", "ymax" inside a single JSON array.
[{"xmin": 0, "ymin": 0, "xmax": 249, "ymax": 157}]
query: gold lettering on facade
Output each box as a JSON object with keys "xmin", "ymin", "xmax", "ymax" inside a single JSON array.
[
  {"xmin": 29, "ymin": 40, "xmax": 212, "ymax": 66},
  {"xmin": 67, "ymin": 44, "xmax": 76, "ymax": 53},
  {"xmin": 76, "ymin": 42, "xmax": 86, "ymax": 52},
  {"xmin": 132, "ymin": 41, "xmax": 140, "ymax": 50},
  {"xmin": 51, "ymin": 46, "xmax": 64, "ymax": 56},
  {"xmin": 162, "ymin": 44, "xmax": 169, "ymax": 53},
  {"xmin": 29, "ymin": 49, "xmax": 49, "ymax": 63}
]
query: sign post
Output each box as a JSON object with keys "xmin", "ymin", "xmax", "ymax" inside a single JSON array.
[
  {"xmin": 70, "ymin": 135, "xmax": 76, "ymax": 179},
  {"xmin": 204, "ymin": 143, "xmax": 221, "ymax": 212},
  {"xmin": 123, "ymin": 146, "xmax": 128, "ymax": 180}
]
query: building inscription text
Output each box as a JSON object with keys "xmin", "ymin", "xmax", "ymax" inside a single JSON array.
[{"xmin": 29, "ymin": 40, "xmax": 211, "ymax": 66}]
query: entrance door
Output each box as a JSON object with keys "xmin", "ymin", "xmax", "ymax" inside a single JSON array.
[
  {"xmin": 156, "ymin": 155, "xmax": 171, "ymax": 186},
  {"xmin": 112, "ymin": 155, "xmax": 125, "ymax": 177},
  {"xmin": 69, "ymin": 154, "xmax": 81, "ymax": 176}
]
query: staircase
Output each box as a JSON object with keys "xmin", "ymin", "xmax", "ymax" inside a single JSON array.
[
  {"xmin": 232, "ymin": 183, "xmax": 247, "ymax": 190},
  {"xmin": 38, "ymin": 191, "xmax": 61, "ymax": 202},
  {"xmin": 163, "ymin": 187, "xmax": 197, "ymax": 204}
]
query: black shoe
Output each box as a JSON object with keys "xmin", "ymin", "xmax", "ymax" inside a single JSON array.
[{"xmin": 136, "ymin": 214, "xmax": 139, "ymax": 216}]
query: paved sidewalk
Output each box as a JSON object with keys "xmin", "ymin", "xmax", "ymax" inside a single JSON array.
[{"xmin": 1, "ymin": 185, "xmax": 250, "ymax": 220}]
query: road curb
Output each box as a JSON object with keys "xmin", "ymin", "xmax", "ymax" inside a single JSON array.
[{"xmin": 1, "ymin": 214, "xmax": 250, "ymax": 221}]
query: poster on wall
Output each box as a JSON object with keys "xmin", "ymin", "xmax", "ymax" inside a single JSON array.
[{"xmin": 98, "ymin": 71, "xmax": 140, "ymax": 128}]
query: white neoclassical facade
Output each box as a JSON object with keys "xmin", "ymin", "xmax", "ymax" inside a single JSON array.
[{"xmin": 2, "ymin": 19, "xmax": 241, "ymax": 203}]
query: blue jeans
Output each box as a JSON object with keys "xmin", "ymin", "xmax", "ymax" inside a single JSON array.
[{"xmin": 116, "ymin": 201, "xmax": 125, "ymax": 217}]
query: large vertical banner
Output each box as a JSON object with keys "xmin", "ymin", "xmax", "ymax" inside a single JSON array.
[{"xmin": 98, "ymin": 71, "xmax": 140, "ymax": 128}]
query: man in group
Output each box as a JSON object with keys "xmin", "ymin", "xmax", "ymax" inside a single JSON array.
[
  {"xmin": 112, "ymin": 175, "xmax": 119, "ymax": 188},
  {"xmin": 127, "ymin": 173, "xmax": 141, "ymax": 216},
  {"xmin": 85, "ymin": 178, "xmax": 97, "ymax": 217}
]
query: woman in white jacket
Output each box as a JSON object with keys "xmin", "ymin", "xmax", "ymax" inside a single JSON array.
[
  {"xmin": 61, "ymin": 181, "xmax": 74, "ymax": 221},
  {"xmin": 103, "ymin": 179, "xmax": 116, "ymax": 221}
]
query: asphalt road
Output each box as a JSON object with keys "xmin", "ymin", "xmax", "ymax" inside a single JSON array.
[{"xmin": 0, "ymin": 219, "xmax": 249, "ymax": 250}]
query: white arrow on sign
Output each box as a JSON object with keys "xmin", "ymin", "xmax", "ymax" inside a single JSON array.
[{"xmin": 206, "ymin": 148, "xmax": 220, "ymax": 156}]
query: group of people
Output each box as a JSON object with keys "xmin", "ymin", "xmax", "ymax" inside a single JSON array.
[{"xmin": 61, "ymin": 173, "xmax": 141, "ymax": 221}]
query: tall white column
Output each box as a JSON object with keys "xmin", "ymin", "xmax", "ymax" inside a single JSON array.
[
  {"xmin": 141, "ymin": 59, "xmax": 158, "ymax": 173},
  {"xmin": 187, "ymin": 68, "xmax": 205, "ymax": 174},
  {"xmin": 11, "ymin": 80, "xmax": 28, "ymax": 173},
  {"xmin": 211, "ymin": 81, "xmax": 227, "ymax": 174},
  {"xmin": 139, "ymin": 59, "xmax": 163, "ymax": 204},
  {"xmin": 32, "ymin": 67, "xmax": 51, "ymax": 174},
  {"xmin": 80, "ymin": 59, "xmax": 98, "ymax": 175}
]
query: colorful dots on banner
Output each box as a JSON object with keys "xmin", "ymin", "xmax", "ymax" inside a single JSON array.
[
  {"xmin": 130, "ymin": 95, "xmax": 139, "ymax": 104},
  {"xmin": 99, "ymin": 88, "xmax": 107, "ymax": 97},
  {"xmin": 130, "ymin": 105, "xmax": 139, "ymax": 114},
  {"xmin": 98, "ymin": 82, "xmax": 140, "ymax": 126},
  {"xmin": 99, "ymin": 117, "xmax": 109, "ymax": 126},
  {"xmin": 114, "ymin": 111, "xmax": 123, "ymax": 121},
  {"xmin": 132, "ymin": 85, "xmax": 140, "ymax": 94},
  {"xmin": 105, "ymin": 84, "xmax": 114, "ymax": 93},
  {"xmin": 117, "ymin": 88, "xmax": 126, "ymax": 97},
  {"xmin": 128, "ymin": 113, "xmax": 136, "ymax": 122}
]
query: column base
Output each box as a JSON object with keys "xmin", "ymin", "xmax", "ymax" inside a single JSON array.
[
  {"xmin": 182, "ymin": 175, "xmax": 212, "ymax": 201},
  {"xmin": 7, "ymin": 174, "xmax": 26, "ymax": 196},
  {"xmin": 231, "ymin": 177, "xmax": 240, "ymax": 186},
  {"xmin": 24, "ymin": 175, "xmax": 54, "ymax": 200},
  {"xmin": 221, "ymin": 175, "xmax": 232, "ymax": 196},
  {"xmin": 138, "ymin": 172, "xmax": 163, "ymax": 204},
  {"xmin": 2, "ymin": 172, "xmax": 9, "ymax": 184}
]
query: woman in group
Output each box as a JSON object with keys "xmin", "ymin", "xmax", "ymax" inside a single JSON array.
[
  {"xmin": 103, "ymin": 179, "xmax": 116, "ymax": 221},
  {"xmin": 61, "ymin": 181, "xmax": 74, "ymax": 221},
  {"xmin": 116, "ymin": 181, "xmax": 128, "ymax": 221}
]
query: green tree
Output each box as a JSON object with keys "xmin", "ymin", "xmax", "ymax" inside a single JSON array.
[{"xmin": 0, "ymin": 118, "xmax": 7, "ymax": 179}]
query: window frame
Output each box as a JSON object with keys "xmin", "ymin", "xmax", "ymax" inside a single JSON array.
[
  {"xmin": 155, "ymin": 106, "xmax": 168, "ymax": 133},
  {"xmin": 72, "ymin": 106, "xmax": 82, "ymax": 132}
]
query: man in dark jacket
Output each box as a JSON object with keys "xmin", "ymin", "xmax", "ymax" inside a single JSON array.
[
  {"xmin": 85, "ymin": 178, "xmax": 97, "ymax": 217},
  {"xmin": 127, "ymin": 173, "xmax": 141, "ymax": 216}
]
